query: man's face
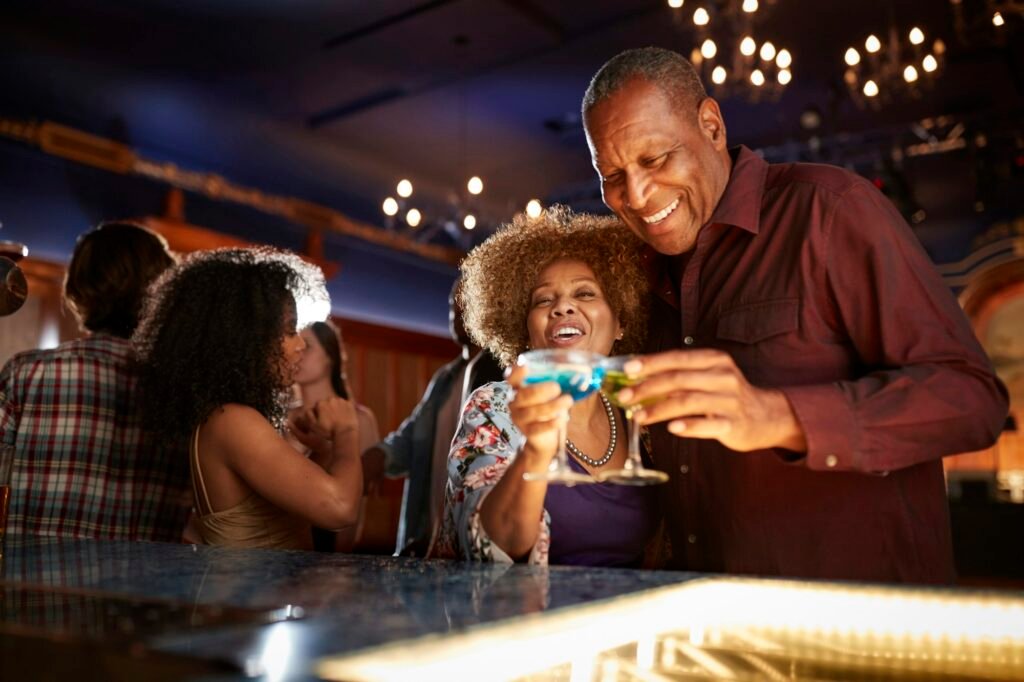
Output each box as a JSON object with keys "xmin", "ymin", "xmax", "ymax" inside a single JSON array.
[{"xmin": 585, "ymin": 78, "xmax": 730, "ymax": 255}]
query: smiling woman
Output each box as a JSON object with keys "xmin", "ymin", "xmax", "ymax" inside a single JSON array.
[{"xmin": 439, "ymin": 206, "xmax": 662, "ymax": 568}]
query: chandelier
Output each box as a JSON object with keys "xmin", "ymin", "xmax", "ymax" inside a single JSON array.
[
  {"xmin": 669, "ymin": 0, "xmax": 794, "ymax": 102},
  {"xmin": 842, "ymin": 23, "xmax": 946, "ymax": 109}
]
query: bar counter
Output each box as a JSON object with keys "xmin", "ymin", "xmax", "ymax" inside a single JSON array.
[
  {"xmin": 4, "ymin": 536, "xmax": 1024, "ymax": 681},
  {"xmin": 0, "ymin": 536, "xmax": 692, "ymax": 680}
]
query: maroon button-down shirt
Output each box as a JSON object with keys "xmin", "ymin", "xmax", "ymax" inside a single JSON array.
[{"xmin": 644, "ymin": 146, "xmax": 1008, "ymax": 584}]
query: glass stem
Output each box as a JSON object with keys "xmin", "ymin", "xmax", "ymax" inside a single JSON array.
[
  {"xmin": 626, "ymin": 408, "xmax": 640, "ymax": 472},
  {"xmin": 552, "ymin": 411, "xmax": 570, "ymax": 473}
]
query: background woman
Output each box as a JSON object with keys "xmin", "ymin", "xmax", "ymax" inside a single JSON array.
[
  {"xmin": 135, "ymin": 248, "xmax": 362, "ymax": 550},
  {"xmin": 292, "ymin": 320, "xmax": 380, "ymax": 551},
  {"xmin": 443, "ymin": 206, "xmax": 660, "ymax": 566}
]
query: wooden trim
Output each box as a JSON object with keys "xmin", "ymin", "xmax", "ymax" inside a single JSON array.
[{"xmin": 339, "ymin": 318, "xmax": 457, "ymax": 358}]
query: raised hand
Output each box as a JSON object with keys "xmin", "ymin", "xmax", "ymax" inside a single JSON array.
[{"xmin": 506, "ymin": 364, "xmax": 572, "ymax": 469}]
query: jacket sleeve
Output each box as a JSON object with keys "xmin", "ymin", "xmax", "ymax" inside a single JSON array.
[
  {"xmin": 377, "ymin": 361, "xmax": 456, "ymax": 477},
  {"xmin": 782, "ymin": 179, "xmax": 1009, "ymax": 473}
]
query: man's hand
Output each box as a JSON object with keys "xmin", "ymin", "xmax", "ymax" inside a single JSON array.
[{"xmin": 618, "ymin": 349, "xmax": 807, "ymax": 453}]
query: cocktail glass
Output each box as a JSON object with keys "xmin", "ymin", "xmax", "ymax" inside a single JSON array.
[
  {"xmin": 518, "ymin": 349, "xmax": 605, "ymax": 486},
  {"xmin": 597, "ymin": 355, "xmax": 669, "ymax": 485}
]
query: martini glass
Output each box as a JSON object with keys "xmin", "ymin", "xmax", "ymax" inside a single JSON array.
[
  {"xmin": 596, "ymin": 355, "xmax": 669, "ymax": 485},
  {"xmin": 518, "ymin": 349, "xmax": 606, "ymax": 486}
]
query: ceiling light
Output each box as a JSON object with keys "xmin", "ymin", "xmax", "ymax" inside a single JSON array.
[
  {"xmin": 777, "ymin": 68, "xmax": 792, "ymax": 85},
  {"xmin": 922, "ymin": 54, "xmax": 938, "ymax": 72},
  {"xmin": 903, "ymin": 65, "xmax": 919, "ymax": 83},
  {"xmin": 526, "ymin": 199, "xmax": 542, "ymax": 218},
  {"xmin": 740, "ymin": 36, "xmax": 756, "ymax": 56},
  {"xmin": 712, "ymin": 66, "xmax": 727, "ymax": 84},
  {"xmin": 742, "ymin": 0, "xmax": 758, "ymax": 12},
  {"xmin": 750, "ymin": 69, "xmax": 765, "ymax": 86},
  {"xmin": 463, "ymin": 214, "xmax": 476, "ymax": 230},
  {"xmin": 396, "ymin": 179, "xmax": 413, "ymax": 198},
  {"xmin": 776, "ymin": 49, "xmax": 792, "ymax": 69},
  {"xmin": 909, "ymin": 27, "xmax": 925, "ymax": 44},
  {"xmin": 382, "ymin": 197, "xmax": 398, "ymax": 216},
  {"xmin": 701, "ymin": 39, "xmax": 717, "ymax": 59},
  {"xmin": 865, "ymin": 34, "xmax": 881, "ymax": 53},
  {"xmin": 667, "ymin": 0, "xmax": 684, "ymax": 7},
  {"xmin": 406, "ymin": 208, "xmax": 422, "ymax": 227},
  {"xmin": 845, "ymin": 47, "xmax": 861, "ymax": 66},
  {"xmin": 693, "ymin": 7, "xmax": 709, "ymax": 25},
  {"xmin": 759, "ymin": 41, "xmax": 776, "ymax": 61},
  {"xmin": 467, "ymin": 176, "xmax": 483, "ymax": 195},
  {"xmin": 863, "ymin": 80, "xmax": 879, "ymax": 97},
  {"xmin": 993, "ymin": 11, "xmax": 1005, "ymax": 27}
]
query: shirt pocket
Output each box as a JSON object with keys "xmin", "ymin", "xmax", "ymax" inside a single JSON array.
[{"xmin": 716, "ymin": 298, "xmax": 800, "ymax": 344}]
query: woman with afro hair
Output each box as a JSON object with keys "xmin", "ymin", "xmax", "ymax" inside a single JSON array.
[
  {"xmin": 441, "ymin": 206, "xmax": 662, "ymax": 567},
  {"xmin": 134, "ymin": 248, "xmax": 362, "ymax": 550}
]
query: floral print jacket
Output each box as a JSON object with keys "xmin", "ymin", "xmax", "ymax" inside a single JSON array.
[{"xmin": 440, "ymin": 381, "xmax": 551, "ymax": 565}]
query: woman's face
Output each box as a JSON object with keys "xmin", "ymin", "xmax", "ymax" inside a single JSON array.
[
  {"xmin": 279, "ymin": 306, "xmax": 307, "ymax": 383},
  {"xmin": 293, "ymin": 328, "xmax": 330, "ymax": 386},
  {"xmin": 526, "ymin": 258, "xmax": 622, "ymax": 356}
]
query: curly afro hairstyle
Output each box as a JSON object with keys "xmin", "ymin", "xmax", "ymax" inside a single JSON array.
[
  {"xmin": 133, "ymin": 247, "xmax": 328, "ymax": 444},
  {"xmin": 458, "ymin": 205, "xmax": 650, "ymax": 368}
]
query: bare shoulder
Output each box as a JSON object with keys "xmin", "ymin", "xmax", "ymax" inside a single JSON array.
[{"xmin": 202, "ymin": 404, "xmax": 278, "ymax": 447}]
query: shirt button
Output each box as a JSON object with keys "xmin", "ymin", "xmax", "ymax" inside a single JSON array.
[
  {"xmin": 679, "ymin": 464, "xmax": 690, "ymax": 474},
  {"xmin": 825, "ymin": 454, "xmax": 838, "ymax": 468},
  {"xmin": 683, "ymin": 336, "xmax": 695, "ymax": 346},
  {"xmin": 687, "ymin": 534, "xmax": 698, "ymax": 544}
]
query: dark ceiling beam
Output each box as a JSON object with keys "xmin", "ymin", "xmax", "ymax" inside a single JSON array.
[
  {"xmin": 496, "ymin": 0, "xmax": 567, "ymax": 42},
  {"xmin": 323, "ymin": 0, "xmax": 459, "ymax": 49},
  {"xmin": 307, "ymin": 1, "xmax": 662, "ymax": 128}
]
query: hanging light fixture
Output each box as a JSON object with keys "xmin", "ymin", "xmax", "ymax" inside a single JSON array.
[
  {"xmin": 670, "ymin": 0, "xmax": 793, "ymax": 103},
  {"xmin": 843, "ymin": 21, "xmax": 946, "ymax": 109}
]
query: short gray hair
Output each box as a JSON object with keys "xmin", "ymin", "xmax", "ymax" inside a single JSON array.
[{"xmin": 582, "ymin": 47, "xmax": 707, "ymax": 118}]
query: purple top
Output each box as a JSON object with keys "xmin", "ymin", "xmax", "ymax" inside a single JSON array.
[{"xmin": 545, "ymin": 456, "xmax": 660, "ymax": 567}]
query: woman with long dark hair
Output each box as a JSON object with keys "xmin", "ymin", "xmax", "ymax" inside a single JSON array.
[
  {"xmin": 134, "ymin": 247, "xmax": 362, "ymax": 550},
  {"xmin": 292, "ymin": 320, "xmax": 380, "ymax": 551}
]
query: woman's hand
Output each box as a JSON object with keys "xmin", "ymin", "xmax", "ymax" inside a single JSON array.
[
  {"xmin": 506, "ymin": 365, "xmax": 572, "ymax": 471},
  {"xmin": 289, "ymin": 397, "xmax": 359, "ymax": 455}
]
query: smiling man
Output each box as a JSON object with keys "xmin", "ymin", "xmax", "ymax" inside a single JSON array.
[{"xmin": 581, "ymin": 47, "xmax": 1009, "ymax": 583}]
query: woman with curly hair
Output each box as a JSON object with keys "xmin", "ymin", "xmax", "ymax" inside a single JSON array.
[
  {"xmin": 134, "ymin": 248, "xmax": 362, "ymax": 550},
  {"xmin": 443, "ymin": 206, "xmax": 660, "ymax": 567}
]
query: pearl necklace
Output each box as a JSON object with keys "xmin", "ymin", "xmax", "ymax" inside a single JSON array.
[{"xmin": 565, "ymin": 392, "xmax": 617, "ymax": 468}]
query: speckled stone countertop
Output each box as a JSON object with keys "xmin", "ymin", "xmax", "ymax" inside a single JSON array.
[{"xmin": 1, "ymin": 536, "xmax": 696, "ymax": 679}]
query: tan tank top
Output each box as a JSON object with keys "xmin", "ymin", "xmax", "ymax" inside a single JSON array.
[{"xmin": 189, "ymin": 428, "xmax": 311, "ymax": 550}]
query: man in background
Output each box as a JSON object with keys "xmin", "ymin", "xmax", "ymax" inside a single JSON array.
[{"xmin": 0, "ymin": 222, "xmax": 191, "ymax": 541}]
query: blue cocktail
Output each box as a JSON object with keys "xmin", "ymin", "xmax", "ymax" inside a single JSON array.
[{"xmin": 517, "ymin": 349, "xmax": 606, "ymax": 486}]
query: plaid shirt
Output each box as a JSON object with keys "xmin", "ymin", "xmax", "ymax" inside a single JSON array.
[{"xmin": 0, "ymin": 334, "xmax": 190, "ymax": 541}]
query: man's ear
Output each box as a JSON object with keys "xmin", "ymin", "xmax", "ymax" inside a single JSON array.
[{"xmin": 697, "ymin": 98, "xmax": 728, "ymax": 150}]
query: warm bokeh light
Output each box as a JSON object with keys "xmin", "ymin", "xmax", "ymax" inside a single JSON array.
[
  {"xmin": 701, "ymin": 39, "xmax": 717, "ymax": 59},
  {"xmin": 382, "ymin": 197, "xmax": 398, "ymax": 216},
  {"xmin": 463, "ymin": 214, "xmax": 476, "ymax": 230},
  {"xmin": 845, "ymin": 47, "xmax": 861, "ymax": 66},
  {"xmin": 750, "ymin": 69, "xmax": 765, "ymax": 87},
  {"xmin": 865, "ymin": 34, "xmax": 881, "ymax": 53},
  {"xmin": 467, "ymin": 176, "xmax": 483, "ymax": 195},
  {"xmin": 863, "ymin": 80, "xmax": 879, "ymax": 97},
  {"xmin": 923, "ymin": 54, "xmax": 938, "ymax": 72},
  {"xmin": 903, "ymin": 65, "xmax": 919, "ymax": 83},
  {"xmin": 405, "ymin": 208, "xmax": 421, "ymax": 227},
  {"xmin": 759, "ymin": 41, "xmax": 776, "ymax": 62},
  {"xmin": 526, "ymin": 199, "xmax": 542, "ymax": 218},
  {"xmin": 711, "ymin": 66, "xmax": 727, "ymax": 84},
  {"xmin": 933, "ymin": 38, "xmax": 946, "ymax": 55},
  {"xmin": 693, "ymin": 7, "xmax": 709, "ymax": 25},
  {"xmin": 993, "ymin": 11, "xmax": 1005, "ymax": 27},
  {"xmin": 740, "ymin": 36, "xmax": 756, "ymax": 56},
  {"xmin": 778, "ymin": 68, "xmax": 792, "ymax": 85},
  {"xmin": 396, "ymin": 179, "xmax": 413, "ymax": 198},
  {"xmin": 667, "ymin": 0, "xmax": 683, "ymax": 7},
  {"xmin": 776, "ymin": 48, "xmax": 792, "ymax": 69},
  {"xmin": 742, "ymin": 0, "xmax": 758, "ymax": 12},
  {"xmin": 909, "ymin": 27, "xmax": 924, "ymax": 45}
]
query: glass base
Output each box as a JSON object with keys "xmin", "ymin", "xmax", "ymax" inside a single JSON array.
[
  {"xmin": 523, "ymin": 470, "xmax": 596, "ymax": 487},
  {"xmin": 596, "ymin": 468, "xmax": 669, "ymax": 486}
]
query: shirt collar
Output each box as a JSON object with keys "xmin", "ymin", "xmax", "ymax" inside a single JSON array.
[{"xmin": 707, "ymin": 144, "xmax": 768, "ymax": 235}]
